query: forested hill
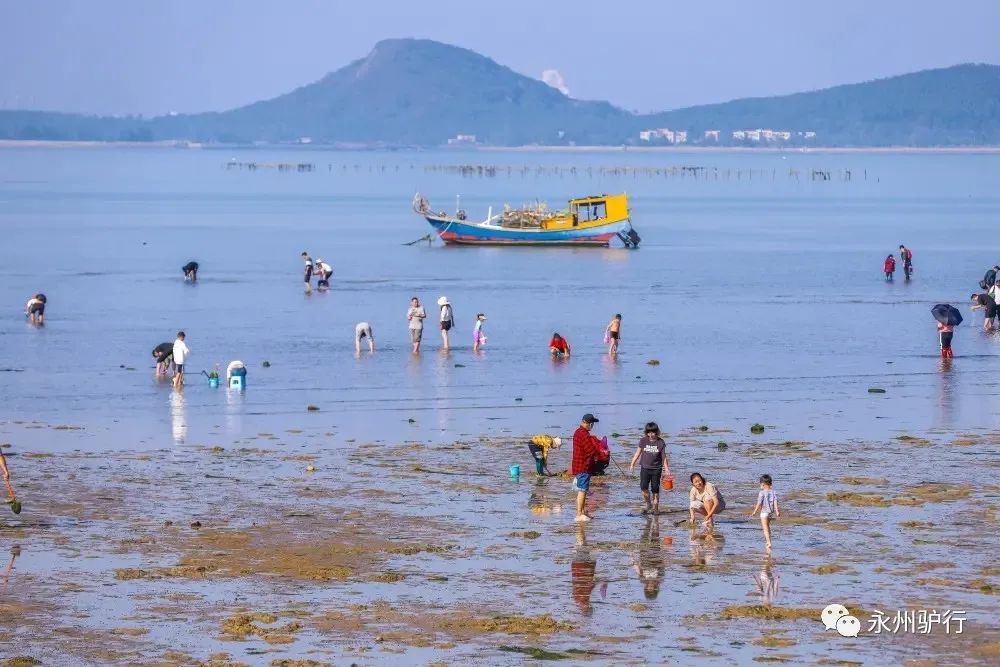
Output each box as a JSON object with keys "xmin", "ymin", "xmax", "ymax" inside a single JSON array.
[{"xmin": 1, "ymin": 39, "xmax": 998, "ymax": 147}]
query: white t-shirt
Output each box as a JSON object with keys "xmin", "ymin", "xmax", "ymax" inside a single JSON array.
[
  {"xmin": 407, "ymin": 306, "xmax": 426, "ymax": 330},
  {"xmin": 173, "ymin": 339, "xmax": 190, "ymax": 365},
  {"xmin": 440, "ymin": 304, "xmax": 454, "ymax": 323}
]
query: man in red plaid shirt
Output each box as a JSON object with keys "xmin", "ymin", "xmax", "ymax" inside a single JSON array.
[{"xmin": 572, "ymin": 413, "xmax": 602, "ymax": 522}]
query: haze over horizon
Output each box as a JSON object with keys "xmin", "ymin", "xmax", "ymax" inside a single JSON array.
[{"xmin": 2, "ymin": 0, "xmax": 998, "ymax": 117}]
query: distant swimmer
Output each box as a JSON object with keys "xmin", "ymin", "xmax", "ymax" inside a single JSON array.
[
  {"xmin": 182, "ymin": 261, "xmax": 199, "ymax": 282},
  {"xmin": 550, "ymin": 332, "xmax": 571, "ymax": 357},
  {"xmin": 172, "ymin": 331, "xmax": 190, "ymax": 388},
  {"xmin": 152, "ymin": 342, "xmax": 174, "ymax": 375},
  {"xmin": 355, "ymin": 322, "xmax": 375, "ymax": 354},
  {"xmin": 301, "ymin": 252, "xmax": 314, "ymax": 293},
  {"xmin": 315, "ymin": 258, "xmax": 333, "ymax": 290},
  {"xmin": 25, "ymin": 293, "xmax": 46, "ymax": 326},
  {"xmin": 883, "ymin": 255, "xmax": 895, "ymax": 282}
]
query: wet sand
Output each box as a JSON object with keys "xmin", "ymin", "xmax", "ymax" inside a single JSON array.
[{"xmin": 2, "ymin": 422, "xmax": 997, "ymax": 665}]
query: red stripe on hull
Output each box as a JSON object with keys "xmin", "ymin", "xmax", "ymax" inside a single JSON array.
[{"xmin": 438, "ymin": 231, "xmax": 616, "ymax": 247}]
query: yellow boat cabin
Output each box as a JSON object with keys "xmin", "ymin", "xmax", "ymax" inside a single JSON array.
[{"xmin": 500, "ymin": 193, "xmax": 630, "ymax": 231}]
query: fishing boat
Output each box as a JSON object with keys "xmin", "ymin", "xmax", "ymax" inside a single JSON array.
[{"xmin": 412, "ymin": 192, "xmax": 640, "ymax": 247}]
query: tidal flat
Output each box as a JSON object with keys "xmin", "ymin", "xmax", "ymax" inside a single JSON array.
[{"xmin": 1, "ymin": 423, "xmax": 997, "ymax": 666}]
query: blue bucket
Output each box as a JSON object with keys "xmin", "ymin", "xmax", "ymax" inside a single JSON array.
[
  {"xmin": 509, "ymin": 464, "xmax": 520, "ymax": 478},
  {"xmin": 208, "ymin": 377, "xmax": 220, "ymax": 388}
]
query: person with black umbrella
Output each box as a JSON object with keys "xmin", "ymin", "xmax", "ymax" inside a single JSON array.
[{"xmin": 932, "ymin": 304, "xmax": 962, "ymax": 358}]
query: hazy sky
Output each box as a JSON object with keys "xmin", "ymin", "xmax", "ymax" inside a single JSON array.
[{"xmin": 2, "ymin": 0, "xmax": 998, "ymax": 116}]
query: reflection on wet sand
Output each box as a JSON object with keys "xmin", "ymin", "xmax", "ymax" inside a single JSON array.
[
  {"xmin": 631, "ymin": 515, "xmax": 667, "ymax": 600},
  {"xmin": 752, "ymin": 557, "xmax": 780, "ymax": 604},
  {"xmin": 688, "ymin": 527, "xmax": 724, "ymax": 566},
  {"xmin": 527, "ymin": 477, "xmax": 563, "ymax": 515},
  {"xmin": 0, "ymin": 545, "xmax": 19, "ymax": 594},
  {"xmin": 170, "ymin": 389, "xmax": 186, "ymax": 444},
  {"xmin": 937, "ymin": 357, "xmax": 955, "ymax": 427},
  {"xmin": 571, "ymin": 524, "xmax": 597, "ymax": 615}
]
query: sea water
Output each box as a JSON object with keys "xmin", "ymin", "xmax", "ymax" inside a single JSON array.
[{"xmin": 2, "ymin": 147, "xmax": 998, "ymax": 451}]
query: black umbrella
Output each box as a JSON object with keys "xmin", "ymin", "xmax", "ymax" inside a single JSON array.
[{"xmin": 931, "ymin": 304, "xmax": 963, "ymax": 327}]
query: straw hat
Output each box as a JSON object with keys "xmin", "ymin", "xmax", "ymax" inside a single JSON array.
[{"xmin": 437, "ymin": 296, "xmax": 450, "ymax": 306}]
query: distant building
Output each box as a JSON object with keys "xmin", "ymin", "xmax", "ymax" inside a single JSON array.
[
  {"xmin": 298, "ymin": 137, "xmax": 313, "ymax": 144},
  {"xmin": 733, "ymin": 128, "xmax": 801, "ymax": 142},
  {"xmin": 447, "ymin": 134, "xmax": 477, "ymax": 145},
  {"xmin": 638, "ymin": 128, "xmax": 687, "ymax": 144},
  {"xmin": 703, "ymin": 130, "xmax": 721, "ymax": 141},
  {"xmin": 801, "ymin": 131, "xmax": 817, "ymax": 139}
]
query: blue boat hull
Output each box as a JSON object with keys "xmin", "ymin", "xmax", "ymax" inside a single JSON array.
[{"xmin": 425, "ymin": 216, "xmax": 630, "ymax": 246}]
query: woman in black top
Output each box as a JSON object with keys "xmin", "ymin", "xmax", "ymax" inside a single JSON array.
[{"xmin": 628, "ymin": 421, "xmax": 672, "ymax": 515}]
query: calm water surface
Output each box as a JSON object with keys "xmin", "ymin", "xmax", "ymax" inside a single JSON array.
[{"xmin": 2, "ymin": 147, "xmax": 999, "ymax": 450}]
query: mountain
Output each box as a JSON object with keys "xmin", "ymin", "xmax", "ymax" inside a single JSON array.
[
  {"xmin": 1, "ymin": 39, "xmax": 999, "ymax": 147},
  {"xmin": 148, "ymin": 39, "xmax": 633, "ymax": 146},
  {"xmin": 641, "ymin": 63, "xmax": 1000, "ymax": 146}
]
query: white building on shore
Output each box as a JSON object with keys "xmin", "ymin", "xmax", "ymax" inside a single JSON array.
[{"xmin": 638, "ymin": 128, "xmax": 687, "ymax": 144}]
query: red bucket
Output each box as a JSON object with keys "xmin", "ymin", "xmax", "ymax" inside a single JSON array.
[{"xmin": 661, "ymin": 476, "xmax": 674, "ymax": 492}]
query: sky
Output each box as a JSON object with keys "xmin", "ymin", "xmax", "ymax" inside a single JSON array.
[{"xmin": 1, "ymin": 0, "xmax": 998, "ymax": 116}]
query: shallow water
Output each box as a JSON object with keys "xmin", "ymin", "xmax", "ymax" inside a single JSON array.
[{"xmin": 1, "ymin": 147, "xmax": 999, "ymax": 664}]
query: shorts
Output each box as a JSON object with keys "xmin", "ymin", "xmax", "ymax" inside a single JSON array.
[
  {"xmin": 572, "ymin": 473, "xmax": 591, "ymax": 493},
  {"xmin": 988, "ymin": 305, "xmax": 998, "ymax": 320},
  {"xmin": 640, "ymin": 468, "xmax": 662, "ymax": 493},
  {"xmin": 609, "ymin": 331, "xmax": 619, "ymax": 340},
  {"xmin": 356, "ymin": 325, "xmax": 373, "ymax": 340},
  {"xmin": 760, "ymin": 511, "xmax": 772, "ymax": 519},
  {"xmin": 175, "ymin": 364, "xmax": 185, "ymax": 373},
  {"xmin": 409, "ymin": 328, "xmax": 423, "ymax": 343},
  {"xmin": 29, "ymin": 304, "xmax": 44, "ymax": 315},
  {"xmin": 304, "ymin": 268, "xmax": 313, "ymax": 282},
  {"xmin": 441, "ymin": 321, "xmax": 452, "ymax": 331}
]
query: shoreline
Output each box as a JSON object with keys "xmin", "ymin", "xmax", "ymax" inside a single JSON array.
[{"xmin": 3, "ymin": 138, "xmax": 1000, "ymax": 154}]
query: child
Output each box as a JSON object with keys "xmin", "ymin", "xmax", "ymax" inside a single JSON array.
[
  {"xmin": 606, "ymin": 314, "xmax": 622, "ymax": 355},
  {"xmin": 628, "ymin": 422, "xmax": 671, "ymax": 514},
  {"xmin": 1, "ymin": 449, "xmax": 13, "ymax": 502},
  {"xmin": 527, "ymin": 434, "xmax": 562, "ymax": 476},
  {"xmin": 182, "ymin": 261, "xmax": 199, "ymax": 282},
  {"xmin": 473, "ymin": 313, "xmax": 487, "ymax": 352},
  {"xmin": 883, "ymin": 254, "xmax": 895, "ymax": 281},
  {"xmin": 937, "ymin": 320, "xmax": 954, "ymax": 358},
  {"xmin": 172, "ymin": 331, "xmax": 190, "ymax": 388},
  {"xmin": 748, "ymin": 474, "xmax": 780, "ymax": 549}
]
